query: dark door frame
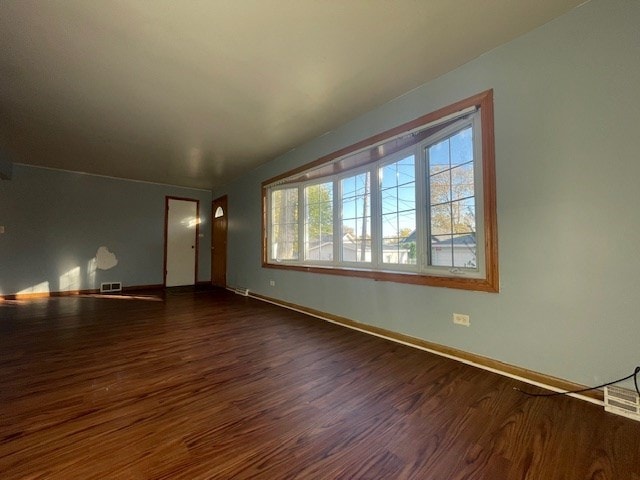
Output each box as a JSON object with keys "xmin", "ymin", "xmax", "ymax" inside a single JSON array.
[{"xmin": 211, "ymin": 195, "xmax": 228, "ymax": 287}]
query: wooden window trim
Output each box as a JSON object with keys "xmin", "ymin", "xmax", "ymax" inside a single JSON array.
[{"xmin": 262, "ymin": 90, "xmax": 499, "ymax": 292}]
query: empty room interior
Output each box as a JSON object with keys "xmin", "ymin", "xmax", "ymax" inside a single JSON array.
[{"xmin": 1, "ymin": 0, "xmax": 640, "ymax": 478}]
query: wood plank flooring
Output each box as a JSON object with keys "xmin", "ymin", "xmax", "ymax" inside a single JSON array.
[{"xmin": 1, "ymin": 289, "xmax": 638, "ymax": 479}]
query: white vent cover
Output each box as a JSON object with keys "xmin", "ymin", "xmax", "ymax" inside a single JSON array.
[
  {"xmin": 234, "ymin": 287, "xmax": 249, "ymax": 297},
  {"xmin": 100, "ymin": 282, "xmax": 122, "ymax": 294},
  {"xmin": 604, "ymin": 385, "xmax": 640, "ymax": 421}
]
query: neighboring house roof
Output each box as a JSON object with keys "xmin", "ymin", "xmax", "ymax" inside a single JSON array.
[
  {"xmin": 307, "ymin": 235, "xmax": 406, "ymax": 254},
  {"xmin": 310, "ymin": 231, "xmax": 475, "ymax": 251},
  {"xmin": 306, "ymin": 234, "xmax": 334, "ymax": 250},
  {"xmin": 399, "ymin": 230, "xmax": 476, "ymax": 247},
  {"xmin": 400, "ymin": 230, "xmax": 418, "ymax": 244},
  {"xmin": 433, "ymin": 233, "xmax": 476, "ymax": 247}
]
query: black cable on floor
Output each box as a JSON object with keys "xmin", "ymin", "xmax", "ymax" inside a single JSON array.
[{"xmin": 514, "ymin": 366, "xmax": 640, "ymax": 398}]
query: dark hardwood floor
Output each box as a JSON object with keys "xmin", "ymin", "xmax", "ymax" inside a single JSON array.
[{"xmin": 1, "ymin": 289, "xmax": 638, "ymax": 479}]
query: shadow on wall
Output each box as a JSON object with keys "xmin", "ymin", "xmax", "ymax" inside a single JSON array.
[{"xmin": 9, "ymin": 247, "xmax": 118, "ymax": 296}]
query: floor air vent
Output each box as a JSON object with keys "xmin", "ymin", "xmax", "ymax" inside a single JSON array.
[
  {"xmin": 234, "ymin": 287, "xmax": 249, "ymax": 297},
  {"xmin": 604, "ymin": 385, "xmax": 640, "ymax": 421},
  {"xmin": 100, "ymin": 282, "xmax": 122, "ymax": 294}
]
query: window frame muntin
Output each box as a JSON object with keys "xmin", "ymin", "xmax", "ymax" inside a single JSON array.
[
  {"xmin": 261, "ymin": 89, "xmax": 498, "ymax": 293},
  {"xmin": 421, "ymin": 114, "xmax": 485, "ymax": 279},
  {"xmin": 336, "ymin": 165, "xmax": 374, "ymax": 268},
  {"xmin": 375, "ymin": 145, "xmax": 420, "ymax": 272},
  {"xmin": 267, "ymin": 185, "xmax": 302, "ymax": 264},
  {"xmin": 302, "ymin": 180, "xmax": 335, "ymax": 264}
]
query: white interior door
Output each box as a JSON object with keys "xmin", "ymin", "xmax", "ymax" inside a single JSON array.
[{"xmin": 165, "ymin": 198, "xmax": 198, "ymax": 287}]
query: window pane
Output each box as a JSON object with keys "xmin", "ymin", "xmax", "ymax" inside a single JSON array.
[
  {"xmin": 354, "ymin": 173, "xmax": 368, "ymax": 195},
  {"xmin": 270, "ymin": 188, "xmax": 298, "ymax": 260},
  {"xmin": 304, "ymin": 182, "xmax": 333, "ymax": 261},
  {"xmin": 431, "ymin": 235, "xmax": 453, "ymax": 267},
  {"xmin": 381, "ymin": 162, "xmax": 398, "ymax": 190},
  {"xmin": 342, "ymin": 218, "xmax": 356, "ymax": 237},
  {"xmin": 452, "ymin": 233, "xmax": 477, "ymax": 268},
  {"xmin": 380, "ymin": 155, "xmax": 416, "ymax": 265},
  {"xmin": 430, "ymin": 204, "xmax": 452, "ymax": 235},
  {"xmin": 381, "ymin": 189, "xmax": 397, "ymax": 215},
  {"xmin": 450, "ymin": 127, "xmax": 473, "ymax": 166},
  {"xmin": 429, "ymin": 170, "xmax": 451, "ymax": 205},
  {"xmin": 342, "ymin": 198, "xmax": 356, "ymax": 219},
  {"xmin": 354, "ymin": 218, "xmax": 371, "ymax": 240},
  {"xmin": 451, "ymin": 163, "xmax": 474, "ymax": 201},
  {"xmin": 352, "ymin": 238, "xmax": 371, "ymax": 262},
  {"xmin": 382, "ymin": 213, "xmax": 399, "ymax": 239},
  {"xmin": 451, "ymin": 198, "xmax": 476, "ymax": 233},
  {"xmin": 399, "ymin": 210, "xmax": 416, "ymax": 233},
  {"xmin": 397, "ymin": 156, "xmax": 416, "ymax": 184},
  {"xmin": 429, "ymin": 139, "xmax": 450, "ymax": 175},
  {"xmin": 427, "ymin": 125, "xmax": 477, "ymax": 270},
  {"xmin": 341, "ymin": 172, "xmax": 371, "ymax": 263},
  {"xmin": 342, "ymin": 176, "xmax": 356, "ymax": 196},
  {"xmin": 398, "ymin": 183, "xmax": 415, "ymax": 206}
]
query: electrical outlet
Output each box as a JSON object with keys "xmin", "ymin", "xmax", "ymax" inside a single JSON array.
[
  {"xmin": 453, "ymin": 313, "xmax": 470, "ymax": 326},
  {"xmin": 269, "ymin": 280, "xmax": 275, "ymax": 286}
]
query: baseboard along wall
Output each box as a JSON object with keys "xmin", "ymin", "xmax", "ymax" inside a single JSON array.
[{"xmin": 0, "ymin": 284, "xmax": 165, "ymax": 301}]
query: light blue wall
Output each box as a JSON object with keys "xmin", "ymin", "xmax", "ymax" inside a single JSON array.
[
  {"xmin": 215, "ymin": 0, "xmax": 640, "ymax": 389},
  {"xmin": 0, "ymin": 164, "xmax": 211, "ymax": 295}
]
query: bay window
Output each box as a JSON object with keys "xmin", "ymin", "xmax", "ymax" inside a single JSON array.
[{"xmin": 262, "ymin": 90, "xmax": 498, "ymax": 292}]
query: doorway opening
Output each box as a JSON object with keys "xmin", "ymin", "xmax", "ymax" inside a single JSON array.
[{"xmin": 164, "ymin": 197, "xmax": 199, "ymax": 287}]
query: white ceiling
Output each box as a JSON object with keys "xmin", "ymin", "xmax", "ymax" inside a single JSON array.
[{"xmin": 0, "ymin": 0, "xmax": 585, "ymax": 190}]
